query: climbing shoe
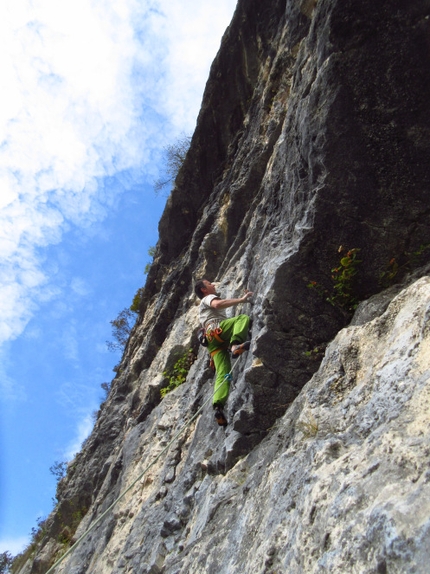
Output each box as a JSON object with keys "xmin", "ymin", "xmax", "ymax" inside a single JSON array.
[
  {"xmin": 231, "ymin": 341, "xmax": 251, "ymax": 358},
  {"xmin": 214, "ymin": 406, "xmax": 228, "ymax": 427}
]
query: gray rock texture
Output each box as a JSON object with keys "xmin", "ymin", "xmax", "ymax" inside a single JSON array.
[{"xmin": 14, "ymin": 0, "xmax": 430, "ymax": 573}]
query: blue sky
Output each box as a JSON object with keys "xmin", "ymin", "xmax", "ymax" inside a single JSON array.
[{"xmin": 0, "ymin": 0, "xmax": 237, "ymax": 555}]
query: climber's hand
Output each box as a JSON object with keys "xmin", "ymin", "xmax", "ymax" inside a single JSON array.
[{"xmin": 242, "ymin": 290, "xmax": 253, "ymax": 302}]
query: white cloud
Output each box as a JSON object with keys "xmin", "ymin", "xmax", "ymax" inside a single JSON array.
[
  {"xmin": 54, "ymin": 380, "xmax": 98, "ymax": 458},
  {"xmin": 22, "ymin": 325, "xmax": 43, "ymax": 340},
  {"xmin": 0, "ymin": 535, "xmax": 30, "ymax": 556},
  {"xmin": 156, "ymin": 0, "xmax": 237, "ymax": 130},
  {"xmin": 61, "ymin": 323, "xmax": 80, "ymax": 362},
  {"xmin": 0, "ymin": 345, "xmax": 26, "ymax": 401},
  {"xmin": 70, "ymin": 277, "xmax": 91, "ymax": 297},
  {"xmin": 0, "ymin": 0, "xmax": 237, "ymax": 348},
  {"xmin": 64, "ymin": 412, "xmax": 94, "ymax": 460},
  {"xmin": 55, "ymin": 380, "xmax": 96, "ymax": 411},
  {"xmin": 0, "ymin": 0, "xmax": 141, "ymax": 347}
]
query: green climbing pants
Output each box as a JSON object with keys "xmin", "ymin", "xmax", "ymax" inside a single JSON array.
[{"xmin": 207, "ymin": 314, "xmax": 250, "ymax": 406}]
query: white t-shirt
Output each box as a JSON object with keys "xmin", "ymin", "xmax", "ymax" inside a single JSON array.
[{"xmin": 199, "ymin": 294, "xmax": 227, "ymax": 329}]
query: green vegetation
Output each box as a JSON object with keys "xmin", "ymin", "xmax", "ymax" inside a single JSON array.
[
  {"xmin": 50, "ymin": 461, "xmax": 67, "ymax": 483},
  {"xmin": 379, "ymin": 243, "xmax": 430, "ymax": 287},
  {"xmin": 144, "ymin": 245, "xmax": 156, "ymax": 275},
  {"xmin": 379, "ymin": 257, "xmax": 399, "ymax": 288},
  {"xmin": 106, "ymin": 308, "xmax": 136, "ymax": 352},
  {"xmin": 327, "ymin": 247, "xmax": 361, "ymax": 310},
  {"xmin": 0, "ymin": 552, "xmax": 13, "ymax": 573},
  {"xmin": 411, "ymin": 243, "xmax": 430, "ymax": 266},
  {"xmin": 161, "ymin": 350, "xmax": 196, "ymax": 398},
  {"xmin": 9, "ymin": 499, "xmax": 88, "ymax": 571},
  {"xmin": 57, "ymin": 506, "xmax": 88, "ymax": 548},
  {"xmin": 10, "ymin": 517, "xmax": 48, "ymax": 573},
  {"xmin": 92, "ymin": 381, "xmax": 112, "ymax": 422},
  {"xmin": 309, "ymin": 242, "xmax": 430, "ymax": 310},
  {"xmin": 308, "ymin": 247, "xmax": 362, "ymax": 312},
  {"xmin": 108, "ymin": 247, "xmax": 158, "ymax": 352},
  {"xmin": 10, "ymin": 461, "xmax": 74, "ymax": 571},
  {"xmin": 100, "ymin": 381, "xmax": 111, "ymax": 398},
  {"xmin": 130, "ymin": 287, "xmax": 145, "ymax": 312},
  {"xmin": 108, "ymin": 250, "xmax": 156, "ymax": 351},
  {"xmin": 154, "ymin": 135, "xmax": 191, "ymax": 195},
  {"xmin": 303, "ymin": 346, "xmax": 325, "ymax": 361}
]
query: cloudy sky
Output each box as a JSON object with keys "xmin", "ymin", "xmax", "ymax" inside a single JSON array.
[{"xmin": 0, "ymin": 0, "xmax": 237, "ymax": 556}]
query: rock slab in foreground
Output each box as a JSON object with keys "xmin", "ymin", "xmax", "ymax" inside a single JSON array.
[{"xmin": 157, "ymin": 276, "xmax": 430, "ymax": 574}]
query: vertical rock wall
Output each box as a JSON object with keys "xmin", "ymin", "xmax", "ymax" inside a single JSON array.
[{"xmin": 16, "ymin": 0, "xmax": 430, "ymax": 573}]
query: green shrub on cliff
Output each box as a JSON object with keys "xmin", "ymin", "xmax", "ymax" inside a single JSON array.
[
  {"xmin": 130, "ymin": 287, "xmax": 145, "ymax": 312},
  {"xmin": 308, "ymin": 247, "xmax": 362, "ymax": 312},
  {"xmin": 161, "ymin": 350, "xmax": 196, "ymax": 398}
]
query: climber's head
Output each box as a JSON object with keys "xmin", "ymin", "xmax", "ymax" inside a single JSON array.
[{"xmin": 194, "ymin": 279, "xmax": 216, "ymax": 299}]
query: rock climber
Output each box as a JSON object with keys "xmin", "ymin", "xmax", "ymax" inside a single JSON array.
[{"xmin": 194, "ymin": 279, "xmax": 253, "ymax": 426}]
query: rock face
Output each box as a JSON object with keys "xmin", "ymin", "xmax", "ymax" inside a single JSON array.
[{"xmin": 16, "ymin": 0, "xmax": 430, "ymax": 573}]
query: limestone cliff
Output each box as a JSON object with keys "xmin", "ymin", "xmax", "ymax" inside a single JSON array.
[{"xmin": 15, "ymin": 0, "xmax": 430, "ymax": 573}]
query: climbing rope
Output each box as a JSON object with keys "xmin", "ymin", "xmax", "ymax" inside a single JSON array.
[{"xmin": 45, "ymin": 357, "xmax": 243, "ymax": 574}]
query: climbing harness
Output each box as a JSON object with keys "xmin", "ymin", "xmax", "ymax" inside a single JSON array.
[
  {"xmin": 206, "ymin": 326, "xmax": 230, "ymax": 370},
  {"xmin": 197, "ymin": 324, "xmax": 224, "ymax": 348},
  {"xmin": 45, "ymin": 357, "xmax": 243, "ymax": 574},
  {"xmin": 206, "ymin": 326, "xmax": 223, "ymax": 344},
  {"xmin": 197, "ymin": 327, "xmax": 208, "ymax": 347}
]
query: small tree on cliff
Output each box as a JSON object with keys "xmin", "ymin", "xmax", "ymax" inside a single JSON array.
[
  {"xmin": 154, "ymin": 135, "xmax": 191, "ymax": 194},
  {"xmin": 106, "ymin": 308, "xmax": 136, "ymax": 352}
]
